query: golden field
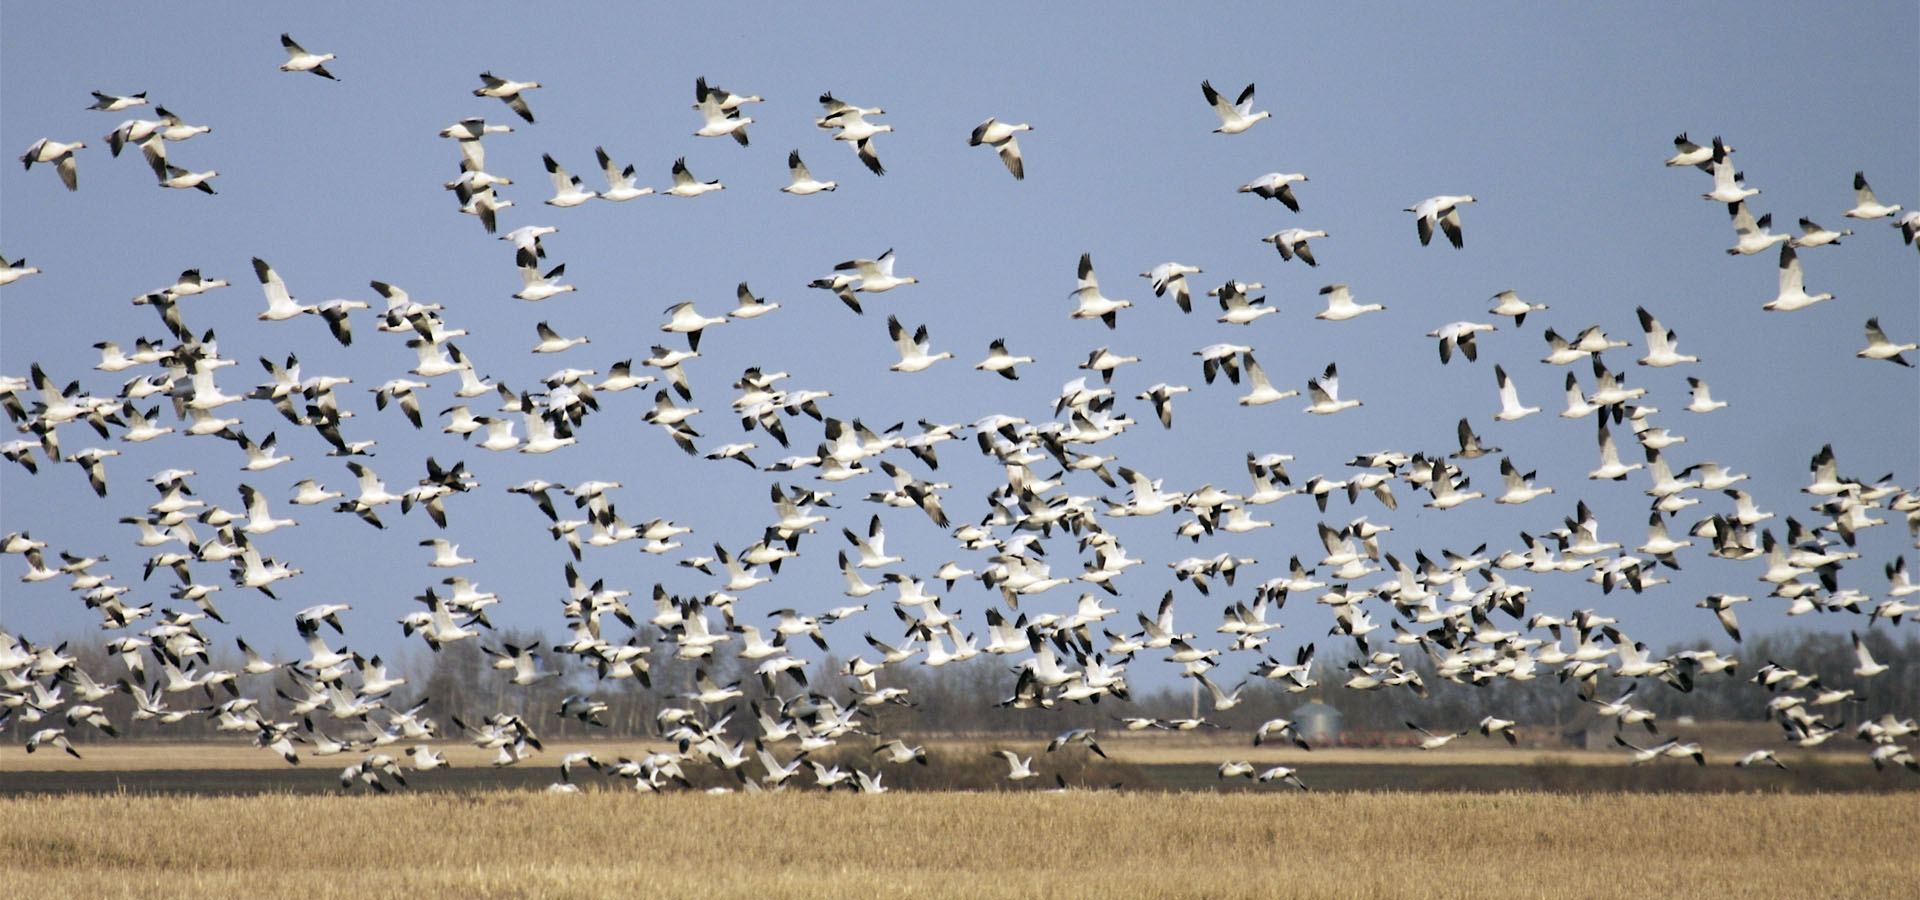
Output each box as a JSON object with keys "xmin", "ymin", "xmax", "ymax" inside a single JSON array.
[{"xmin": 3, "ymin": 791, "xmax": 1916, "ymax": 899}]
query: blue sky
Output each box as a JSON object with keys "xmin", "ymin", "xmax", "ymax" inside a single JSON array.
[{"xmin": 3, "ymin": 2, "xmax": 1915, "ymax": 689}]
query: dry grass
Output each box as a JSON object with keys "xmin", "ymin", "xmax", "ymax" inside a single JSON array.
[{"xmin": 2, "ymin": 791, "xmax": 1915, "ymax": 899}]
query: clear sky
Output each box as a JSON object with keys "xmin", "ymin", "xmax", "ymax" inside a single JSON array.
[{"xmin": 3, "ymin": 2, "xmax": 1916, "ymax": 691}]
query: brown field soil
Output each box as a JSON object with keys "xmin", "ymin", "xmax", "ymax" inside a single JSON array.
[{"xmin": 2, "ymin": 791, "xmax": 1916, "ymax": 899}]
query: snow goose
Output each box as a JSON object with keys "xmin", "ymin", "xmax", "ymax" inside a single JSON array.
[
  {"xmin": 992, "ymin": 749, "xmax": 1037, "ymax": 781},
  {"xmin": 88, "ymin": 90, "xmax": 148, "ymax": 111},
  {"xmin": 19, "ymin": 138, "xmax": 85, "ymax": 191},
  {"xmin": 1791, "ymin": 217, "xmax": 1851, "ymax": 247},
  {"xmin": 1852, "ymin": 632, "xmax": 1889, "ymax": 678},
  {"xmin": 1857, "ymin": 317, "xmax": 1915, "ymax": 366},
  {"xmin": 1082, "ymin": 346, "xmax": 1140, "ymax": 383},
  {"xmin": 1214, "ymin": 280, "xmax": 1275, "ymax": 325},
  {"xmin": 1137, "ymin": 383, "xmax": 1189, "ymax": 428},
  {"xmin": 1488, "ymin": 289, "xmax": 1546, "ymax": 325},
  {"xmin": 726, "ymin": 282, "xmax": 779, "ymax": 320},
  {"xmin": 1140, "ymin": 262, "xmax": 1200, "ymax": 312},
  {"xmin": 1663, "ymin": 133, "xmax": 1724, "ymax": 169},
  {"xmin": 1896, "ymin": 210, "xmax": 1920, "ymax": 247},
  {"xmin": 1256, "ymin": 766, "xmax": 1308, "ymax": 789},
  {"xmin": 692, "ymin": 78, "xmax": 752, "ymax": 145},
  {"xmin": 1496, "ymin": 458, "xmax": 1553, "ymax": 505},
  {"xmin": 886, "ymin": 316, "xmax": 951, "ymax": 372},
  {"xmin": 968, "ymin": 118, "xmax": 1031, "ymax": 179},
  {"xmin": 458, "ymin": 184, "xmax": 512, "ymax": 233},
  {"xmin": 235, "ymin": 433, "xmax": 291, "ymax": 473},
  {"xmin": 1635, "ymin": 307, "xmax": 1697, "ymax": 366},
  {"xmin": 542, "ymin": 154, "xmax": 598, "ymax": 206},
  {"xmin": 157, "ymin": 165, "xmax": 218, "ymax": 194},
  {"xmin": 1201, "ymin": 80, "xmax": 1270, "ymax": 134},
  {"xmin": 513, "ymin": 249, "xmax": 574, "ymax": 301},
  {"xmin": 278, "ymin": 34, "xmax": 337, "ymax": 80},
  {"xmin": 1262, "ymin": 228, "xmax": 1326, "ymax": 265},
  {"xmin": 975, "ymin": 339, "xmax": 1032, "ymax": 379},
  {"xmin": 824, "ymin": 109, "xmax": 892, "ymax": 175},
  {"xmin": 1492, "ymin": 365, "xmax": 1538, "ymax": 421},
  {"xmin": 1316, "ymin": 283, "xmax": 1383, "ymax": 321},
  {"xmin": 1303, "ymin": 362, "xmax": 1360, "ymax": 415},
  {"xmin": 781, "ymin": 149, "xmax": 835, "ymax": 194},
  {"xmin": 1239, "ymin": 172, "xmax": 1307, "ymax": 211},
  {"xmin": 1406, "ymin": 195, "xmax": 1476, "ymax": 247},
  {"xmin": 531, "ymin": 321, "xmax": 588, "ymax": 353},
  {"xmin": 1428, "ymin": 321, "xmax": 1495, "ymax": 364},
  {"xmin": 1763, "ymin": 245, "xmax": 1831, "ymax": 311},
  {"xmin": 1588, "ymin": 423, "xmax": 1642, "ymax": 480},
  {"xmin": 1069, "ymin": 253, "xmax": 1132, "ymax": 327},
  {"xmin": 835, "ymin": 248, "xmax": 917, "ymax": 292},
  {"xmin": 1236, "ymin": 353, "xmax": 1297, "ymax": 406},
  {"xmin": 474, "ymin": 71, "xmax": 539, "ymax": 123},
  {"xmin": 1701, "ymin": 140, "xmax": 1757, "ymax": 203},
  {"xmin": 251, "ymin": 258, "xmax": 317, "ymax": 321},
  {"xmin": 1407, "ymin": 721, "xmax": 1467, "ymax": 749},
  {"xmin": 1725, "ymin": 201, "xmax": 1788, "ymax": 255},
  {"xmin": 663, "ymin": 156, "xmax": 723, "ymax": 197},
  {"xmin": 1843, "ymin": 171, "xmax": 1901, "ymax": 218},
  {"xmin": 0, "ymin": 254, "xmax": 41, "ymax": 286},
  {"xmin": 591, "ymin": 147, "xmax": 652, "ymax": 201}
]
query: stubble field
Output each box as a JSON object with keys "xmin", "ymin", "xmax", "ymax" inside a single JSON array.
[{"xmin": 4, "ymin": 790, "xmax": 1917, "ymax": 899}]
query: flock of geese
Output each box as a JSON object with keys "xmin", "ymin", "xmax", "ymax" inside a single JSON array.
[{"xmin": 3, "ymin": 34, "xmax": 1918, "ymax": 795}]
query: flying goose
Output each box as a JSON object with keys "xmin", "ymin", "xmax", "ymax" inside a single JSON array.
[
  {"xmin": 1406, "ymin": 195, "xmax": 1477, "ymax": 247},
  {"xmin": 823, "ymin": 108, "xmax": 892, "ymax": 175},
  {"xmin": 1857, "ymin": 318, "xmax": 1915, "ymax": 366},
  {"xmin": 1492, "ymin": 365, "xmax": 1538, "ymax": 421},
  {"xmin": 663, "ymin": 156, "xmax": 723, "ymax": 197},
  {"xmin": 88, "ymin": 90, "xmax": 148, "ymax": 111},
  {"xmin": 886, "ymin": 316, "xmax": 952, "ymax": 372},
  {"xmin": 0, "ymin": 254, "xmax": 41, "ymax": 286},
  {"xmin": 1236, "ymin": 353, "xmax": 1296, "ymax": 406},
  {"xmin": 692, "ymin": 78, "xmax": 753, "ymax": 145},
  {"xmin": 1702, "ymin": 141, "xmax": 1757, "ymax": 203},
  {"xmin": 157, "ymin": 165, "xmax": 218, "ymax": 193},
  {"xmin": 1488, "ymin": 289, "xmax": 1546, "ymax": 325},
  {"xmin": 1201, "ymin": 80, "xmax": 1270, "ymax": 134},
  {"xmin": 1843, "ymin": 171, "xmax": 1901, "ymax": 218},
  {"xmin": 513, "ymin": 249, "xmax": 574, "ymax": 301},
  {"xmin": 1428, "ymin": 321, "xmax": 1495, "ymax": 364},
  {"xmin": 1140, "ymin": 261, "xmax": 1200, "ymax": 312},
  {"xmin": 19, "ymin": 138, "xmax": 85, "ymax": 191},
  {"xmin": 835, "ymin": 248, "xmax": 918, "ymax": 292},
  {"xmin": 1315, "ymin": 283, "xmax": 1383, "ymax": 321},
  {"xmin": 1763, "ymin": 245, "xmax": 1832, "ymax": 311},
  {"xmin": 590, "ymin": 146, "xmax": 652, "ymax": 201},
  {"xmin": 542, "ymin": 154, "xmax": 598, "ymax": 206},
  {"xmin": 1791, "ymin": 217, "xmax": 1851, "ymax": 247},
  {"xmin": 278, "ymin": 34, "xmax": 337, "ymax": 80},
  {"xmin": 781, "ymin": 150, "xmax": 835, "ymax": 194},
  {"xmin": 1238, "ymin": 172, "xmax": 1307, "ymax": 211},
  {"xmin": 974, "ymin": 339, "xmax": 1033, "ymax": 380},
  {"xmin": 1214, "ymin": 280, "xmax": 1276, "ymax": 325},
  {"xmin": 251, "ymin": 258, "xmax": 317, "ymax": 321},
  {"xmin": 1261, "ymin": 228, "xmax": 1326, "ymax": 265},
  {"xmin": 1303, "ymin": 362, "xmax": 1360, "ymax": 415},
  {"xmin": 1407, "ymin": 721, "xmax": 1467, "ymax": 749},
  {"xmin": 969, "ymin": 118, "xmax": 1031, "ymax": 179},
  {"xmin": 1634, "ymin": 307, "xmax": 1697, "ymax": 366},
  {"xmin": 1663, "ymin": 133, "xmax": 1724, "ymax": 169},
  {"xmin": 1726, "ymin": 201, "xmax": 1788, "ymax": 255},
  {"xmin": 531, "ymin": 321, "xmax": 589, "ymax": 353},
  {"xmin": 1255, "ymin": 766, "xmax": 1308, "ymax": 789},
  {"xmin": 1068, "ymin": 253, "xmax": 1131, "ymax": 328},
  {"xmin": 474, "ymin": 71, "xmax": 539, "ymax": 123}
]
